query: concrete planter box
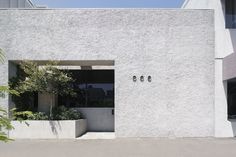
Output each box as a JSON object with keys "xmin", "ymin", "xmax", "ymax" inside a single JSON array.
[{"xmin": 9, "ymin": 119, "xmax": 87, "ymax": 139}]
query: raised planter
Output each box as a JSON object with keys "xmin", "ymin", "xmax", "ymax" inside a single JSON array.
[{"xmin": 9, "ymin": 119, "xmax": 87, "ymax": 139}]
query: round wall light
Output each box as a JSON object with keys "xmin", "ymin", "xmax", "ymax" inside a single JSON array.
[
  {"xmin": 133, "ymin": 76, "xmax": 137, "ymax": 82},
  {"xmin": 148, "ymin": 76, "xmax": 152, "ymax": 82},
  {"xmin": 140, "ymin": 76, "xmax": 144, "ymax": 82}
]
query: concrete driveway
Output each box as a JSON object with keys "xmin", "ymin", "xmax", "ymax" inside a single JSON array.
[{"xmin": 1, "ymin": 138, "xmax": 236, "ymax": 157}]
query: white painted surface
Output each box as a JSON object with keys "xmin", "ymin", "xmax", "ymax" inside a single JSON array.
[
  {"xmin": 215, "ymin": 60, "xmax": 236, "ymax": 137},
  {"xmin": 183, "ymin": 0, "xmax": 236, "ymax": 138},
  {"xmin": 183, "ymin": 0, "xmax": 234, "ymax": 58},
  {"xmin": 0, "ymin": 9, "xmax": 214, "ymax": 137},
  {"xmin": 76, "ymin": 108, "xmax": 114, "ymax": 132},
  {"xmin": 9, "ymin": 120, "xmax": 87, "ymax": 139}
]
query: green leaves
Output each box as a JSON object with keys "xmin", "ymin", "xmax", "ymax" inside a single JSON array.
[
  {"xmin": 12, "ymin": 109, "xmax": 48, "ymax": 121},
  {"xmin": 51, "ymin": 106, "xmax": 81, "ymax": 120},
  {"xmin": 0, "ymin": 107, "xmax": 14, "ymax": 142},
  {"xmin": 0, "ymin": 60, "xmax": 77, "ymax": 142},
  {"xmin": 12, "ymin": 106, "xmax": 81, "ymax": 121},
  {"xmin": 12, "ymin": 109, "xmax": 34, "ymax": 122},
  {"xmin": 0, "ymin": 86, "xmax": 19, "ymax": 98},
  {"xmin": 0, "ymin": 114, "xmax": 14, "ymax": 130},
  {"xmin": 0, "ymin": 48, "xmax": 15, "ymax": 142},
  {"xmin": 14, "ymin": 61, "xmax": 75, "ymax": 96},
  {"xmin": 0, "ymin": 132, "xmax": 13, "ymax": 142}
]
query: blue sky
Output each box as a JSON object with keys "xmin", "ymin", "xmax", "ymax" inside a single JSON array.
[{"xmin": 32, "ymin": 0, "xmax": 185, "ymax": 8}]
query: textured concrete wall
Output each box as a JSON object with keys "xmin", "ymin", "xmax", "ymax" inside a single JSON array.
[
  {"xmin": 183, "ymin": 0, "xmax": 236, "ymax": 137},
  {"xmin": 9, "ymin": 120, "xmax": 87, "ymax": 139},
  {"xmin": 183, "ymin": 0, "xmax": 233, "ymax": 58},
  {"xmin": 0, "ymin": 9, "xmax": 214, "ymax": 137}
]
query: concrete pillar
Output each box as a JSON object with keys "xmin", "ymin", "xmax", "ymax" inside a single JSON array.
[{"xmin": 38, "ymin": 93, "xmax": 58, "ymax": 113}]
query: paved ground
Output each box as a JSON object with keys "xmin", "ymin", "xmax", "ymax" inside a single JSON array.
[{"xmin": 1, "ymin": 138, "xmax": 236, "ymax": 157}]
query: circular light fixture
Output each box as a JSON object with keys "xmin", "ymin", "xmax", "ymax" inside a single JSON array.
[
  {"xmin": 133, "ymin": 76, "xmax": 137, "ymax": 82},
  {"xmin": 148, "ymin": 76, "xmax": 152, "ymax": 82},
  {"xmin": 140, "ymin": 76, "xmax": 144, "ymax": 82}
]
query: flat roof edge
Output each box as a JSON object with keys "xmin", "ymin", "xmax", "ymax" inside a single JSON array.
[{"xmin": 0, "ymin": 8, "xmax": 214, "ymax": 11}]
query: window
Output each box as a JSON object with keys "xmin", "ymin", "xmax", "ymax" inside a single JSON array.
[
  {"xmin": 227, "ymin": 79, "xmax": 236, "ymax": 119},
  {"xmin": 58, "ymin": 70, "xmax": 114, "ymax": 108},
  {"xmin": 226, "ymin": 0, "xmax": 236, "ymax": 28}
]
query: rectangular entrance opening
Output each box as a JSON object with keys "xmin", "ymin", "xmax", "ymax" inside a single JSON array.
[
  {"xmin": 58, "ymin": 69, "xmax": 115, "ymax": 132},
  {"xmin": 58, "ymin": 70, "xmax": 114, "ymax": 108},
  {"xmin": 9, "ymin": 60, "xmax": 115, "ymax": 133}
]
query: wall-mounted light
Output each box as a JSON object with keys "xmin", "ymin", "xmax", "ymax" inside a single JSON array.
[
  {"xmin": 148, "ymin": 76, "xmax": 152, "ymax": 82},
  {"xmin": 133, "ymin": 76, "xmax": 137, "ymax": 82},
  {"xmin": 140, "ymin": 76, "xmax": 144, "ymax": 82}
]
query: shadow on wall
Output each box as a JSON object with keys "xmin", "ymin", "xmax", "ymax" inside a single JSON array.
[
  {"xmin": 231, "ymin": 121, "xmax": 236, "ymax": 136},
  {"xmin": 75, "ymin": 108, "xmax": 114, "ymax": 132},
  {"xmin": 229, "ymin": 30, "xmax": 236, "ymax": 54},
  {"xmin": 49, "ymin": 121, "xmax": 62, "ymax": 137}
]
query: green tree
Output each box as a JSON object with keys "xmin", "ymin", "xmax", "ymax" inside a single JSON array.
[
  {"xmin": 0, "ymin": 86, "xmax": 19, "ymax": 142},
  {"xmin": 0, "ymin": 48, "xmax": 18, "ymax": 142},
  {"xmin": 16, "ymin": 61, "xmax": 74, "ymax": 96},
  {"xmin": 11, "ymin": 61, "xmax": 75, "ymax": 113}
]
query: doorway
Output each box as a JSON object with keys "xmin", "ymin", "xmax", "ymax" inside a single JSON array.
[{"xmin": 58, "ymin": 69, "xmax": 115, "ymax": 132}]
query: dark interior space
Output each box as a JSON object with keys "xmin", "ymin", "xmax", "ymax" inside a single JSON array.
[
  {"xmin": 58, "ymin": 70, "xmax": 114, "ymax": 108},
  {"xmin": 226, "ymin": 0, "xmax": 236, "ymax": 28},
  {"xmin": 228, "ymin": 78, "xmax": 236, "ymax": 119}
]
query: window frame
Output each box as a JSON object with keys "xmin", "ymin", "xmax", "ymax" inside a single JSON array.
[
  {"xmin": 58, "ymin": 69, "xmax": 115, "ymax": 108},
  {"xmin": 225, "ymin": 0, "xmax": 236, "ymax": 29}
]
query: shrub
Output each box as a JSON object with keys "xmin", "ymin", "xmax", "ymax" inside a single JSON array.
[
  {"xmin": 0, "ymin": 107, "xmax": 14, "ymax": 142},
  {"xmin": 13, "ymin": 111, "xmax": 48, "ymax": 121},
  {"xmin": 12, "ymin": 106, "xmax": 82, "ymax": 121},
  {"xmin": 12, "ymin": 110, "xmax": 34, "ymax": 121},
  {"xmin": 30, "ymin": 112, "xmax": 49, "ymax": 120},
  {"xmin": 51, "ymin": 106, "xmax": 81, "ymax": 120},
  {"xmin": 9, "ymin": 61, "xmax": 76, "ymax": 112}
]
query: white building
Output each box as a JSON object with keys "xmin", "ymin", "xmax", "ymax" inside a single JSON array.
[
  {"xmin": 0, "ymin": 0, "xmax": 47, "ymax": 8},
  {"xmin": 0, "ymin": 0, "xmax": 235, "ymax": 138},
  {"xmin": 183, "ymin": 0, "xmax": 236, "ymax": 137}
]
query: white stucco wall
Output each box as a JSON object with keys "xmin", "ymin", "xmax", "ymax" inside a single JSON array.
[
  {"xmin": 183, "ymin": 0, "xmax": 234, "ymax": 58},
  {"xmin": 0, "ymin": 9, "xmax": 214, "ymax": 137},
  {"xmin": 76, "ymin": 108, "xmax": 114, "ymax": 132},
  {"xmin": 183, "ymin": 0, "xmax": 236, "ymax": 137}
]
